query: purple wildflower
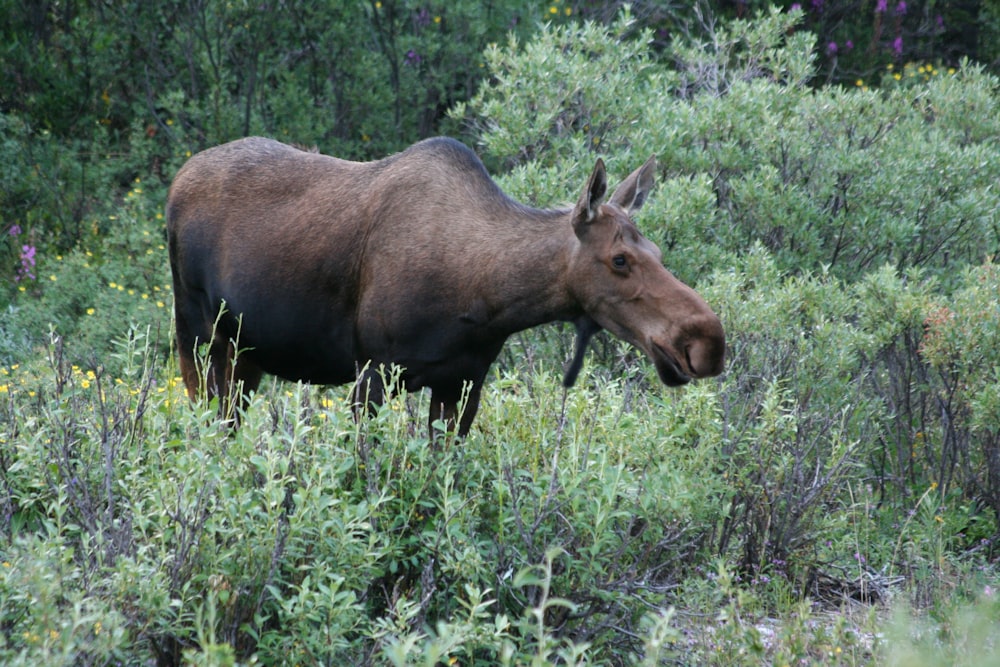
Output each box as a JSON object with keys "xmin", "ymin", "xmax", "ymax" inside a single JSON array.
[
  {"xmin": 16, "ymin": 244, "xmax": 36, "ymax": 282},
  {"xmin": 7, "ymin": 224, "xmax": 20, "ymax": 236},
  {"xmin": 827, "ymin": 41, "xmax": 838, "ymax": 55},
  {"xmin": 893, "ymin": 36, "xmax": 903, "ymax": 56},
  {"xmin": 790, "ymin": 3, "xmax": 801, "ymax": 11},
  {"xmin": 896, "ymin": 1, "xmax": 907, "ymax": 14},
  {"xmin": 876, "ymin": 0, "xmax": 887, "ymax": 12},
  {"xmin": 404, "ymin": 49, "xmax": 422, "ymax": 66}
]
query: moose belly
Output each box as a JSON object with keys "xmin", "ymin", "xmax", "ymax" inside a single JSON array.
[
  {"xmin": 220, "ymin": 297, "xmax": 359, "ymax": 385},
  {"xmin": 363, "ymin": 326, "xmax": 506, "ymax": 393}
]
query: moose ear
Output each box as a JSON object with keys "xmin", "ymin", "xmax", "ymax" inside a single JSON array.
[
  {"xmin": 608, "ymin": 155, "xmax": 657, "ymax": 215},
  {"xmin": 572, "ymin": 158, "xmax": 607, "ymax": 235}
]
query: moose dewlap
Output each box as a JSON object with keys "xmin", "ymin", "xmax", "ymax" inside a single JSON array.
[{"xmin": 166, "ymin": 136, "xmax": 725, "ymax": 434}]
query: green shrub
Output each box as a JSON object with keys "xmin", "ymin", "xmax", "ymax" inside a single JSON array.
[
  {"xmin": 460, "ymin": 7, "xmax": 1000, "ymax": 284},
  {"xmin": 918, "ymin": 261, "xmax": 1000, "ymax": 524},
  {"xmin": 457, "ymin": 3, "xmax": 1000, "ymax": 583},
  {"xmin": 0, "ymin": 183, "xmax": 172, "ymax": 371},
  {"xmin": 0, "ymin": 336, "xmax": 734, "ymax": 664}
]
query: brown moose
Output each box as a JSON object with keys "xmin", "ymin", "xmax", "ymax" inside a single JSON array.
[{"xmin": 166, "ymin": 137, "xmax": 725, "ymax": 435}]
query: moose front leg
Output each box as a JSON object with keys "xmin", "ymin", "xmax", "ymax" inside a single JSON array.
[
  {"xmin": 352, "ymin": 365, "xmax": 387, "ymax": 425},
  {"xmin": 429, "ymin": 383, "xmax": 482, "ymax": 438}
]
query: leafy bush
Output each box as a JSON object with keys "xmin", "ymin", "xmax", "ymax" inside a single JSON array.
[
  {"xmin": 460, "ymin": 6, "xmax": 1000, "ymax": 285},
  {"xmin": 918, "ymin": 262, "xmax": 1000, "ymax": 524},
  {"xmin": 0, "ymin": 183, "xmax": 173, "ymax": 371},
  {"xmin": 0, "ymin": 334, "xmax": 732, "ymax": 664}
]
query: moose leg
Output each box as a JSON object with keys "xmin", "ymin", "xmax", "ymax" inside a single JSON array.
[
  {"xmin": 178, "ymin": 345, "xmax": 200, "ymax": 402},
  {"xmin": 429, "ymin": 383, "xmax": 482, "ymax": 438},
  {"xmin": 174, "ymin": 302, "xmax": 202, "ymax": 401},
  {"xmin": 352, "ymin": 365, "xmax": 386, "ymax": 425},
  {"xmin": 174, "ymin": 300, "xmax": 261, "ymax": 426},
  {"xmin": 207, "ymin": 340, "xmax": 263, "ymax": 426}
]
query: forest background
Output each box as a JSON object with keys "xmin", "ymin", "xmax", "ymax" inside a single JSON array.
[{"xmin": 2, "ymin": 1, "xmax": 1000, "ymax": 665}]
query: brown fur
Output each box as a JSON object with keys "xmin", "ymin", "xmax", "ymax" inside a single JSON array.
[{"xmin": 166, "ymin": 137, "xmax": 725, "ymax": 435}]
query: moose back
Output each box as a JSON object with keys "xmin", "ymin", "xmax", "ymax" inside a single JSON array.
[{"xmin": 166, "ymin": 137, "xmax": 725, "ymax": 434}]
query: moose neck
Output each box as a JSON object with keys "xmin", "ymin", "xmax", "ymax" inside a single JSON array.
[{"xmin": 475, "ymin": 206, "xmax": 582, "ymax": 336}]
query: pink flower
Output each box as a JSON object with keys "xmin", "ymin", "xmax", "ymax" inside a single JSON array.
[{"xmin": 16, "ymin": 244, "xmax": 37, "ymax": 282}]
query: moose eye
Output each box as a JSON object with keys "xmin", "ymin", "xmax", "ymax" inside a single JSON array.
[{"xmin": 612, "ymin": 255, "xmax": 628, "ymax": 269}]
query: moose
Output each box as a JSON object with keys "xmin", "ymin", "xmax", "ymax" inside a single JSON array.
[{"xmin": 166, "ymin": 136, "xmax": 725, "ymax": 435}]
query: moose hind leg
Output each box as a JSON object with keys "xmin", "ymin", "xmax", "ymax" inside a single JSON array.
[
  {"xmin": 174, "ymin": 301, "xmax": 204, "ymax": 401},
  {"xmin": 178, "ymin": 345, "xmax": 200, "ymax": 402},
  {"xmin": 208, "ymin": 340, "xmax": 262, "ymax": 426}
]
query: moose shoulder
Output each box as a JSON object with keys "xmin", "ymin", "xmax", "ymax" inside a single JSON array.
[{"xmin": 166, "ymin": 137, "xmax": 725, "ymax": 435}]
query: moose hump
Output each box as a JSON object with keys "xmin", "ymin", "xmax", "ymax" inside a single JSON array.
[{"xmin": 166, "ymin": 136, "xmax": 725, "ymax": 434}]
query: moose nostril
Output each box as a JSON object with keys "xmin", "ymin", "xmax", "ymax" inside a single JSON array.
[{"xmin": 687, "ymin": 336, "xmax": 726, "ymax": 378}]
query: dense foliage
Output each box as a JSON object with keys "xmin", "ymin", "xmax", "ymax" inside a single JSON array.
[{"xmin": 2, "ymin": 2, "xmax": 1000, "ymax": 665}]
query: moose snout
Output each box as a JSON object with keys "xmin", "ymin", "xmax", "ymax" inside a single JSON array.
[{"xmin": 684, "ymin": 315, "xmax": 726, "ymax": 378}]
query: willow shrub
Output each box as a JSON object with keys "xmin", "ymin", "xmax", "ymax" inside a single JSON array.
[
  {"xmin": 0, "ymin": 326, "xmax": 731, "ymax": 664},
  {"xmin": 456, "ymin": 6, "xmax": 1000, "ymax": 285}
]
